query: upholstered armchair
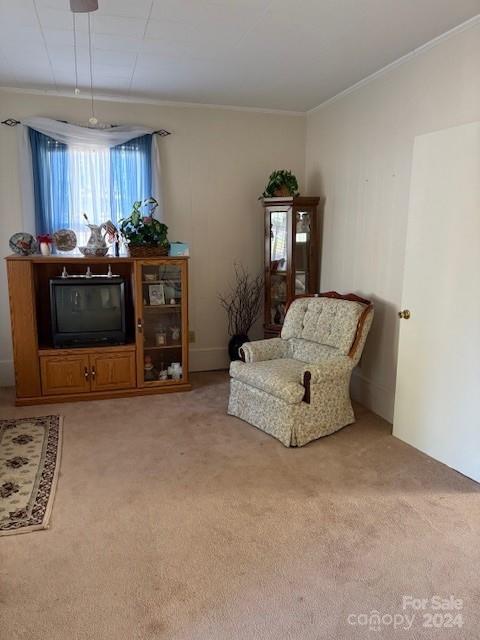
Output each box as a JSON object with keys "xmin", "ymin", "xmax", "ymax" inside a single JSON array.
[{"xmin": 228, "ymin": 293, "xmax": 374, "ymax": 447}]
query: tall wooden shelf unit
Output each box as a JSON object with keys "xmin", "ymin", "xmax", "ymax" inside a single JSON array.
[
  {"xmin": 262, "ymin": 196, "xmax": 320, "ymax": 337},
  {"xmin": 5, "ymin": 255, "xmax": 191, "ymax": 405}
]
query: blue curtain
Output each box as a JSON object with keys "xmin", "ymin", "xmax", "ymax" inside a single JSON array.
[
  {"xmin": 110, "ymin": 134, "xmax": 152, "ymax": 221},
  {"xmin": 29, "ymin": 129, "xmax": 153, "ymax": 234},
  {"xmin": 29, "ymin": 128, "xmax": 70, "ymax": 234}
]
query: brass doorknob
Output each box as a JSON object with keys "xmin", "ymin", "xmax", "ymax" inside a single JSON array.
[{"xmin": 398, "ymin": 309, "xmax": 411, "ymax": 319}]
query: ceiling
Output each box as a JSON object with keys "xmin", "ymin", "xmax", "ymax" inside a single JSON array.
[{"xmin": 0, "ymin": 0, "xmax": 478, "ymax": 112}]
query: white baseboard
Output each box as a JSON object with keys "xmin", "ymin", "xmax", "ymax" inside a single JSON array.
[
  {"xmin": 0, "ymin": 360, "xmax": 15, "ymax": 387},
  {"xmin": 189, "ymin": 347, "xmax": 229, "ymax": 372},
  {"xmin": 351, "ymin": 370, "xmax": 394, "ymax": 424}
]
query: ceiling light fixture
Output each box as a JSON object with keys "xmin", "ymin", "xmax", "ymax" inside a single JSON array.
[
  {"xmin": 70, "ymin": 0, "xmax": 98, "ymax": 12},
  {"xmin": 70, "ymin": 0, "xmax": 101, "ymax": 127}
]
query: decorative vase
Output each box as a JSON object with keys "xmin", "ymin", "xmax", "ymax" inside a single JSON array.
[
  {"xmin": 40, "ymin": 242, "xmax": 51, "ymax": 256},
  {"xmin": 86, "ymin": 222, "xmax": 108, "ymax": 251},
  {"xmin": 228, "ymin": 334, "xmax": 249, "ymax": 361},
  {"xmin": 79, "ymin": 220, "xmax": 109, "ymax": 256}
]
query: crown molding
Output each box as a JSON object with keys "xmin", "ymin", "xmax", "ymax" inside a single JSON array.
[
  {"xmin": 0, "ymin": 85, "xmax": 305, "ymax": 117},
  {"xmin": 1, "ymin": 14, "xmax": 478, "ymax": 117},
  {"xmin": 308, "ymin": 14, "xmax": 480, "ymax": 114}
]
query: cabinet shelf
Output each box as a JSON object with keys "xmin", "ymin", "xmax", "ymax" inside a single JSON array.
[
  {"xmin": 38, "ymin": 343, "xmax": 136, "ymax": 356},
  {"xmin": 144, "ymin": 304, "xmax": 181, "ymax": 309},
  {"xmin": 144, "ymin": 344, "xmax": 182, "ymax": 350},
  {"xmin": 142, "ymin": 279, "xmax": 181, "ymax": 284},
  {"xmin": 142, "ymin": 378, "xmax": 184, "ymax": 387}
]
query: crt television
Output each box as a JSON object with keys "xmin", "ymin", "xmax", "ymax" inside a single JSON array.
[{"xmin": 50, "ymin": 277, "xmax": 126, "ymax": 348}]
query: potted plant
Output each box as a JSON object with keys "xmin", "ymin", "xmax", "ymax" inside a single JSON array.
[
  {"xmin": 260, "ymin": 169, "xmax": 299, "ymax": 199},
  {"xmin": 119, "ymin": 197, "xmax": 169, "ymax": 257},
  {"xmin": 218, "ymin": 264, "xmax": 263, "ymax": 360}
]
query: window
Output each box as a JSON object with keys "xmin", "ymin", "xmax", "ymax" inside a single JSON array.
[{"xmin": 29, "ymin": 128, "xmax": 152, "ymax": 244}]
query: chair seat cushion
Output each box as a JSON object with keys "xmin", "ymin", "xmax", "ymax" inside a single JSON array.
[{"xmin": 229, "ymin": 358, "xmax": 305, "ymax": 404}]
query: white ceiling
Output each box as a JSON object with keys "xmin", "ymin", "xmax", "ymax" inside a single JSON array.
[{"xmin": 0, "ymin": 0, "xmax": 478, "ymax": 112}]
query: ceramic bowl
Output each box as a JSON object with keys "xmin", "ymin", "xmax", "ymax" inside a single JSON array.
[{"xmin": 79, "ymin": 246, "xmax": 109, "ymax": 257}]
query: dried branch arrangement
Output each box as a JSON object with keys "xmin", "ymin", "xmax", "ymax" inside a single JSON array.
[{"xmin": 218, "ymin": 264, "xmax": 263, "ymax": 336}]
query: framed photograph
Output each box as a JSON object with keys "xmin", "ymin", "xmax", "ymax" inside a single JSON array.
[{"xmin": 149, "ymin": 284, "xmax": 165, "ymax": 306}]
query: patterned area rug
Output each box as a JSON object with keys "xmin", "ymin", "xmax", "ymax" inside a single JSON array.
[{"xmin": 0, "ymin": 415, "xmax": 62, "ymax": 536}]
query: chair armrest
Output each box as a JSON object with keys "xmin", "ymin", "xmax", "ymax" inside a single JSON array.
[
  {"xmin": 300, "ymin": 357, "xmax": 353, "ymax": 404},
  {"xmin": 301, "ymin": 356, "xmax": 353, "ymax": 384},
  {"xmin": 240, "ymin": 338, "xmax": 288, "ymax": 363}
]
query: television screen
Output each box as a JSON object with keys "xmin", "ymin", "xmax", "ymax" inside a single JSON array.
[{"xmin": 50, "ymin": 278, "xmax": 126, "ymax": 347}]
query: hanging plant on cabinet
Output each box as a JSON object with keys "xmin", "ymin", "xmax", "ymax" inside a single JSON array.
[{"xmin": 260, "ymin": 169, "xmax": 299, "ymax": 199}]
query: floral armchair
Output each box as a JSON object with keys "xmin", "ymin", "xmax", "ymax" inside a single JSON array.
[{"xmin": 228, "ymin": 293, "xmax": 374, "ymax": 447}]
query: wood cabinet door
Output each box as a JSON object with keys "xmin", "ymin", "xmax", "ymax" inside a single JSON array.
[
  {"xmin": 40, "ymin": 355, "xmax": 90, "ymax": 395},
  {"xmin": 90, "ymin": 351, "xmax": 136, "ymax": 392},
  {"xmin": 135, "ymin": 259, "xmax": 188, "ymax": 387}
]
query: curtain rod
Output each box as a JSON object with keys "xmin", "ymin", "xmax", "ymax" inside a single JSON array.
[{"xmin": 1, "ymin": 118, "xmax": 170, "ymax": 136}]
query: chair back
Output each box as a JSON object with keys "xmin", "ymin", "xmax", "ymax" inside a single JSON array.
[{"xmin": 281, "ymin": 293, "xmax": 373, "ymax": 361}]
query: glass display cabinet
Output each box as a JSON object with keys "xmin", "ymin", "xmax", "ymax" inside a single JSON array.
[
  {"xmin": 262, "ymin": 196, "xmax": 320, "ymax": 337},
  {"xmin": 135, "ymin": 259, "xmax": 189, "ymax": 386}
]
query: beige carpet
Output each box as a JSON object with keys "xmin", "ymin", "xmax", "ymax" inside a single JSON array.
[{"xmin": 0, "ymin": 371, "xmax": 479, "ymax": 639}]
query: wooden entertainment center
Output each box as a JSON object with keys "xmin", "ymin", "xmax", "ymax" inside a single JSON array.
[{"xmin": 5, "ymin": 254, "xmax": 191, "ymax": 405}]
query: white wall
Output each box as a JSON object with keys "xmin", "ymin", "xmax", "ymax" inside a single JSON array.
[
  {"xmin": 306, "ymin": 21, "xmax": 480, "ymax": 421},
  {"xmin": 0, "ymin": 90, "xmax": 305, "ymax": 385}
]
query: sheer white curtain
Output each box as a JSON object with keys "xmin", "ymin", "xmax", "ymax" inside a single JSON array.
[
  {"xmin": 68, "ymin": 144, "xmax": 111, "ymax": 245},
  {"xmin": 17, "ymin": 117, "xmax": 164, "ymax": 235}
]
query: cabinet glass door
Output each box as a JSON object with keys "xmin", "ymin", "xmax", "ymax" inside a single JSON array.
[
  {"xmin": 139, "ymin": 262, "xmax": 184, "ymax": 385},
  {"xmin": 269, "ymin": 209, "xmax": 289, "ymax": 326},
  {"xmin": 294, "ymin": 210, "xmax": 311, "ymax": 294}
]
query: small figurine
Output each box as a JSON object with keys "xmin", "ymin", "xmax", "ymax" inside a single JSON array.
[
  {"xmin": 169, "ymin": 362, "xmax": 182, "ymax": 380},
  {"xmin": 158, "ymin": 361, "xmax": 168, "ymax": 380},
  {"xmin": 144, "ymin": 355, "xmax": 158, "ymax": 381}
]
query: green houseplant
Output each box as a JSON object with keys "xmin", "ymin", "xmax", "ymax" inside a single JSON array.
[
  {"xmin": 260, "ymin": 170, "xmax": 299, "ymax": 199},
  {"xmin": 119, "ymin": 197, "xmax": 169, "ymax": 257}
]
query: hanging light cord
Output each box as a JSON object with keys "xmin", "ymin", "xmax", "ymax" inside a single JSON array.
[
  {"xmin": 73, "ymin": 13, "xmax": 79, "ymax": 94},
  {"xmin": 87, "ymin": 12, "xmax": 96, "ymax": 123}
]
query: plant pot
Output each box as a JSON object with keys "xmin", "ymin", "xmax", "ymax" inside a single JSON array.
[
  {"xmin": 273, "ymin": 186, "xmax": 291, "ymax": 197},
  {"xmin": 228, "ymin": 334, "xmax": 249, "ymax": 361},
  {"xmin": 128, "ymin": 244, "xmax": 169, "ymax": 257}
]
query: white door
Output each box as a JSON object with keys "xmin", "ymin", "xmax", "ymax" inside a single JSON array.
[{"xmin": 393, "ymin": 121, "xmax": 480, "ymax": 482}]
